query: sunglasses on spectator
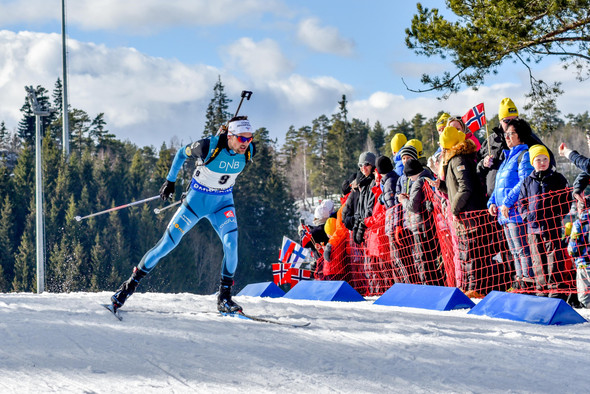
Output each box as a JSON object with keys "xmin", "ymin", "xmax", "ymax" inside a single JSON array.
[
  {"xmin": 358, "ymin": 162, "xmax": 372, "ymax": 168},
  {"xmin": 230, "ymin": 133, "xmax": 253, "ymax": 143},
  {"xmin": 505, "ymin": 131, "xmax": 517, "ymax": 138},
  {"xmin": 502, "ymin": 117, "xmax": 518, "ymax": 124}
]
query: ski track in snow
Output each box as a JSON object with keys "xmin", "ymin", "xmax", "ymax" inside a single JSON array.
[{"xmin": 0, "ymin": 292, "xmax": 589, "ymax": 393}]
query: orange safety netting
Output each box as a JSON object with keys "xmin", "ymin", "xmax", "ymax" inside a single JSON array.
[{"xmin": 320, "ymin": 184, "xmax": 577, "ymax": 299}]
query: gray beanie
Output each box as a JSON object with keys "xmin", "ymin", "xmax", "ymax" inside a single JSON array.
[{"xmin": 358, "ymin": 151, "xmax": 376, "ymax": 167}]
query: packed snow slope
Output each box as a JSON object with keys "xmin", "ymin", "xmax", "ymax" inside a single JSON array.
[{"xmin": 1, "ymin": 291, "xmax": 589, "ymax": 393}]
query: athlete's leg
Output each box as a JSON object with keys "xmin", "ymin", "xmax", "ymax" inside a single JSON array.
[
  {"xmin": 205, "ymin": 194, "xmax": 242, "ymax": 312},
  {"xmin": 138, "ymin": 197, "xmax": 201, "ymax": 272},
  {"xmin": 206, "ymin": 194, "xmax": 239, "ymax": 279},
  {"xmin": 111, "ymin": 190, "xmax": 201, "ymax": 309}
]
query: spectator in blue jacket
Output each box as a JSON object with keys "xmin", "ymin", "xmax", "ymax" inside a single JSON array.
[
  {"xmin": 519, "ymin": 145, "xmax": 573, "ymax": 297},
  {"xmin": 390, "ymin": 133, "xmax": 407, "ymax": 177},
  {"xmin": 487, "ymin": 118, "xmax": 535, "ymax": 292}
]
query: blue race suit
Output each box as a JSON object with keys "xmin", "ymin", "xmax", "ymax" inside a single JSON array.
[{"xmin": 137, "ymin": 134, "xmax": 255, "ymax": 280}]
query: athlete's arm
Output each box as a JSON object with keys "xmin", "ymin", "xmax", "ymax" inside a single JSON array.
[{"xmin": 166, "ymin": 139, "xmax": 210, "ymax": 182}]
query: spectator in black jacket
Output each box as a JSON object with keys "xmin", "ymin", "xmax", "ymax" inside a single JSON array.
[
  {"xmin": 352, "ymin": 151, "xmax": 376, "ymax": 245},
  {"xmin": 519, "ymin": 145, "xmax": 573, "ymax": 298},
  {"xmin": 376, "ymin": 156, "xmax": 399, "ymax": 209},
  {"xmin": 341, "ymin": 171, "xmax": 362, "ymax": 231},
  {"xmin": 398, "ymin": 158, "xmax": 444, "ymax": 286}
]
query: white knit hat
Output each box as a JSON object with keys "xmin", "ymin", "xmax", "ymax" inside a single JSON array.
[{"xmin": 314, "ymin": 199, "xmax": 335, "ymax": 221}]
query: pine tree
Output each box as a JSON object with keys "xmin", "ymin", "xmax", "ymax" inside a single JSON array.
[
  {"xmin": 309, "ymin": 115, "xmax": 332, "ymax": 198},
  {"xmin": 0, "ymin": 121, "xmax": 8, "ymax": 152},
  {"xmin": 279, "ymin": 125, "xmax": 302, "ymax": 167},
  {"xmin": 49, "ymin": 78, "xmax": 64, "ymax": 140},
  {"xmin": 11, "ymin": 145, "xmax": 35, "ymax": 242},
  {"xmin": 90, "ymin": 113, "xmax": 116, "ymax": 150},
  {"xmin": 370, "ymin": 121, "xmax": 386, "ymax": 156},
  {"xmin": 16, "ymin": 95, "xmax": 35, "ymax": 146},
  {"xmin": 17, "ymin": 86, "xmax": 53, "ymax": 146},
  {"xmin": 405, "ymin": 1, "xmax": 590, "ymax": 105},
  {"xmin": 0, "ymin": 195, "xmax": 15, "ymax": 288},
  {"xmin": 12, "ymin": 231, "xmax": 34, "ymax": 292},
  {"xmin": 89, "ymin": 232, "xmax": 108, "ymax": 291},
  {"xmin": 566, "ymin": 111, "xmax": 590, "ymax": 131},
  {"xmin": 233, "ymin": 127, "xmax": 297, "ymax": 286},
  {"xmin": 12, "ymin": 200, "xmax": 36, "ymax": 292},
  {"xmin": 203, "ymin": 76, "xmax": 232, "ymax": 137},
  {"xmin": 70, "ymin": 108, "xmax": 91, "ymax": 157}
]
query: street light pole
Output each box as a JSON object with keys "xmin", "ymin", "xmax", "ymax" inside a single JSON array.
[
  {"xmin": 61, "ymin": 0, "xmax": 70, "ymax": 158},
  {"xmin": 25, "ymin": 86, "xmax": 51, "ymax": 294}
]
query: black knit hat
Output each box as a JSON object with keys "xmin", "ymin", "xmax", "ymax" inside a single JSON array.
[
  {"xmin": 398, "ymin": 145, "xmax": 418, "ymax": 161},
  {"xmin": 403, "ymin": 158, "xmax": 423, "ymax": 177},
  {"xmin": 376, "ymin": 156, "xmax": 394, "ymax": 175}
]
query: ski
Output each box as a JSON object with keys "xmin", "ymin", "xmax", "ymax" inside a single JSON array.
[
  {"xmin": 220, "ymin": 311, "xmax": 311, "ymax": 328},
  {"xmin": 101, "ymin": 303, "xmax": 123, "ymax": 321}
]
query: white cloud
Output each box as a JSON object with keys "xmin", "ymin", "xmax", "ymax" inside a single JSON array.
[
  {"xmin": 223, "ymin": 37, "xmax": 294, "ymax": 81},
  {"xmin": 0, "ymin": 0, "xmax": 289, "ymax": 33},
  {"xmin": 297, "ymin": 17, "xmax": 354, "ymax": 56},
  {"xmin": 0, "ymin": 30, "xmax": 221, "ymax": 145},
  {"xmin": 0, "ymin": 30, "xmax": 352, "ymax": 147},
  {"xmin": 1, "ymin": 29, "xmax": 584, "ymax": 150}
]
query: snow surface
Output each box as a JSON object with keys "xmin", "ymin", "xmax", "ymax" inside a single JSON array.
[{"xmin": 1, "ymin": 291, "xmax": 590, "ymax": 393}]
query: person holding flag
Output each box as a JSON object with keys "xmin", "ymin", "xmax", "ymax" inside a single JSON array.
[{"xmin": 448, "ymin": 115, "xmax": 481, "ymax": 151}]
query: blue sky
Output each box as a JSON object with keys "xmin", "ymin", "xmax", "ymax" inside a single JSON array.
[{"xmin": 0, "ymin": 0, "xmax": 585, "ymax": 148}]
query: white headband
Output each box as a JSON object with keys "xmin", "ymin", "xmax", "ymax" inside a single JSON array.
[{"xmin": 228, "ymin": 119, "xmax": 252, "ymax": 135}]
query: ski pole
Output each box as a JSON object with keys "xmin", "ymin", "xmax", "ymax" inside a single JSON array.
[
  {"xmin": 218, "ymin": 90, "xmax": 253, "ymax": 135},
  {"xmin": 74, "ymin": 195, "xmax": 160, "ymax": 222},
  {"xmin": 154, "ymin": 199, "xmax": 182, "ymax": 215},
  {"xmin": 154, "ymin": 192, "xmax": 187, "ymax": 215},
  {"xmin": 233, "ymin": 90, "xmax": 252, "ymax": 118}
]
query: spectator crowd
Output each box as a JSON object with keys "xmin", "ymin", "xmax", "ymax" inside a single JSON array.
[{"xmin": 298, "ymin": 98, "xmax": 590, "ymax": 309}]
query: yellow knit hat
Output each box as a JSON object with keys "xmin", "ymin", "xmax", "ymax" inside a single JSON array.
[
  {"xmin": 565, "ymin": 222, "xmax": 573, "ymax": 237},
  {"xmin": 324, "ymin": 217, "xmax": 337, "ymax": 237},
  {"xmin": 390, "ymin": 133, "xmax": 407, "ymax": 154},
  {"xmin": 436, "ymin": 113, "xmax": 450, "ymax": 129},
  {"xmin": 439, "ymin": 126, "xmax": 465, "ymax": 150},
  {"xmin": 406, "ymin": 139, "xmax": 424, "ymax": 158},
  {"xmin": 498, "ymin": 98, "xmax": 519, "ymax": 120},
  {"xmin": 529, "ymin": 144, "xmax": 549, "ymax": 165}
]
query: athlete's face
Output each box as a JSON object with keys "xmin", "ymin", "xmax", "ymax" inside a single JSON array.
[{"xmin": 228, "ymin": 133, "xmax": 253, "ymax": 154}]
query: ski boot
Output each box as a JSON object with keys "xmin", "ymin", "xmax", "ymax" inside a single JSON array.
[
  {"xmin": 217, "ymin": 277, "xmax": 242, "ymax": 313},
  {"xmin": 111, "ymin": 267, "xmax": 147, "ymax": 311}
]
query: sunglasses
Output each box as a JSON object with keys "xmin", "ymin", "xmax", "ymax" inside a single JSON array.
[
  {"xmin": 502, "ymin": 117, "xmax": 518, "ymax": 124},
  {"xmin": 230, "ymin": 133, "xmax": 253, "ymax": 143},
  {"xmin": 358, "ymin": 162, "xmax": 372, "ymax": 168}
]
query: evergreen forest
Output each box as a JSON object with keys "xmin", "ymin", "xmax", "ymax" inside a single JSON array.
[{"xmin": 1, "ymin": 77, "xmax": 589, "ymax": 294}]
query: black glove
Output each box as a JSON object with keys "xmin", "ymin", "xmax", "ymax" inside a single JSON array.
[
  {"xmin": 353, "ymin": 219, "xmax": 366, "ymax": 245},
  {"xmin": 323, "ymin": 243, "xmax": 332, "ymax": 262},
  {"xmin": 159, "ymin": 180, "xmax": 175, "ymax": 201}
]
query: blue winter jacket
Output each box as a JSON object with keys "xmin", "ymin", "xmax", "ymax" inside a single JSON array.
[
  {"xmin": 393, "ymin": 151, "xmax": 404, "ymax": 177},
  {"xmin": 487, "ymin": 144, "xmax": 534, "ymax": 225},
  {"xmin": 568, "ymin": 211, "xmax": 590, "ymax": 268}
]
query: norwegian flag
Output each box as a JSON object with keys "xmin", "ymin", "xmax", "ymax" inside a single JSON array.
[
  {"xmin": 462, "ymin": 103, "xmax": 486, "ymax": 133},
  {"xmin": 279, "ymin": 236, "xmax": 311, "ymax": 268},
  {"xmin": 289, "ymin": 266, "xmax": 312, "ymax": 286},
  {"xmin": 272, "ymin": 262, "xmax": 291, "ymax": 286}
]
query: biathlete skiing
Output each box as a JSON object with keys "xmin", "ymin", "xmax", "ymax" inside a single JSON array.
[{"xmin": 108, "ymin": 112, "xmax": 256, "ymax": 314}]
